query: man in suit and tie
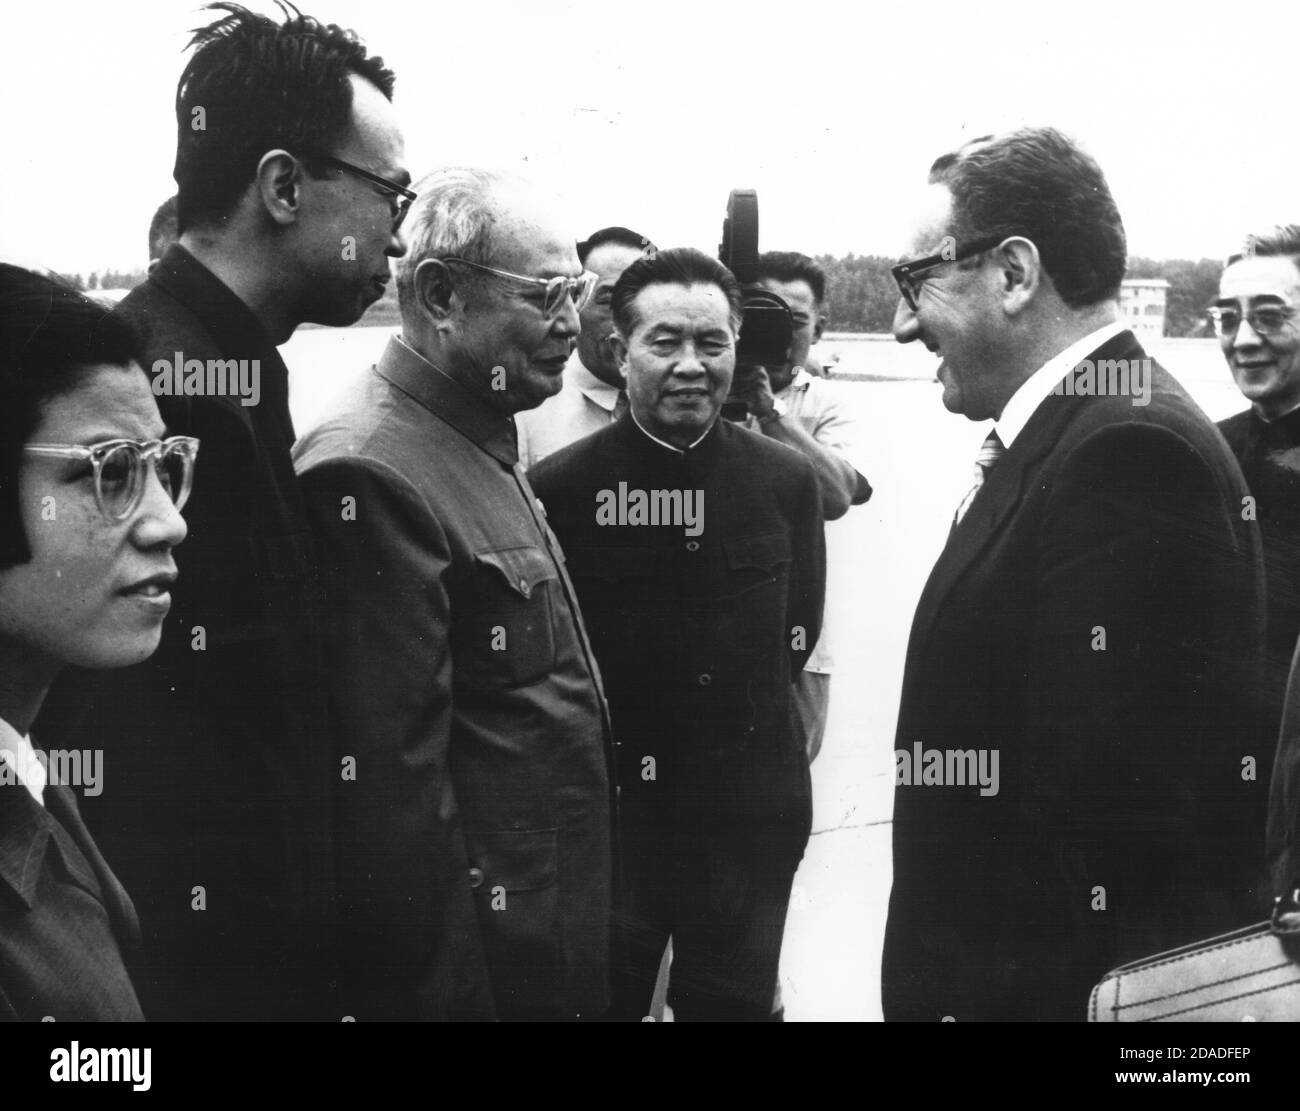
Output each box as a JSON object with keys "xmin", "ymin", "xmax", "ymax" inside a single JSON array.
[
  {"xmin": 516, "ymin": 226, "xmax": 655, "ymax": 468},
  {"xmin": 882, "ymin": 126, "xmax": 1267, "ymax": 1022}
]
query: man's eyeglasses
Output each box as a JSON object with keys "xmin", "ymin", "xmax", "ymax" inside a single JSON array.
[
  {"xmin": 1207, "ymin": 303, "xmax": 1298, "ymax": 338},
  {"xmin": 305, "ymin": 152, "xmax": 417, "ymax": 230},
  {"xmin": 892, "ymin": 235, "xmax": 1007, "ymax": 311},
  {"xmin": 442, "ymin": 257, "xmax": 599, "ymax": 317},
  {"xmin": 24, "ymin": 437, "xmax": 200, "ymax": 522}
]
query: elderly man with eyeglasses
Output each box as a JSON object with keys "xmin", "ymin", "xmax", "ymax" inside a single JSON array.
[
  {"xmin": 294, "ymin": 166, "xmax": 615, "ymax": 1022},
  {"xmin": 882, "ymin": 126, "xmax": 1268, "ymax": 1022},
  {"xmin": 1214, "ymin": 227, "xmax": 1300, "ymax": 918}
]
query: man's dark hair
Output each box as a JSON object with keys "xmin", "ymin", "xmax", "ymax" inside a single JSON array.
[
  {"xmin": 755, "ymin": 251, "xmax": 827, "ymax": 304},
  {"xmin": 1228, "ymin": 225, "xmax": 1300, "ymax": 269},
  {"xmin": 577, "ymin": 226, "xmax": 654, "ymax": 267},
  {"xmin": 174, "ymin": 1, "xmax": 396, "ymax": 233},
  {"xmin": 928, "ymin": 126, "xmax": 1126, "ymax": 309},
  {"xmin": 149, "ymin": 195, "xmax": 179, "ymax": 262},
  {"xmin": 0, "ymin": 265, "xmax": 141, "ymax": 569},
  {"xmin": 611, "ymin": 247, "xmax": 743, "ymax": 337}
]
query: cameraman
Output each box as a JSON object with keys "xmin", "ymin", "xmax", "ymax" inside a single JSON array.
[{"xmin": 732, "ymin": 251, "xmax": 871, "ymax": 763}]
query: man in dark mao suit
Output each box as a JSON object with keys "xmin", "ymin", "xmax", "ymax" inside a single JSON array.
[
  {"xmin": 36, "ymin": 5, "xmax": 410, "ymax": 1020},
  {"xmin": 295, "ymin": 167, "xmax": 614, "ymax": 1021},
  {"xmin": 530, "ymin": 247, "xmax": 826, "ymax": 1021},
  {"xmin": 882, "ymin": 127, "xmax": 1267, "ymax": 1022}
]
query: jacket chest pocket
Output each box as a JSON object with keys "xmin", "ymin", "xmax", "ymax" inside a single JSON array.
[
  {"xmin": 455, "ymin": 546, "xmax": 559, "ymax": 688},
  {"xmin": 707, "ymin": 533, "xmax": 795, "ymax": 682},
  {"xmin": 717, "ymin": 532, "xmax": 792, "ymax": 602}
]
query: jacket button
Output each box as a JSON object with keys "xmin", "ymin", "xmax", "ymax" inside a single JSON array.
[
  {"xmin": 468, "ymin": 867, "xmax": 485, "ymax": 889},
  {"xmin": 685, "ymin": 540, "xmax": 700, "ymax": 552},
  {"xmin": 518, "ymin": 579, "xmax": 531, "ymax": 597},
  {"xmin": 698, "ymin": 673, "xmax": 712, "ymax": 686}
]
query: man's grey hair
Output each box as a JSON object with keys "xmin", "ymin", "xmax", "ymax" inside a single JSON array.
[{"xmin": 395, "ymin": 166, "xmax": 528, "ymax": 318}]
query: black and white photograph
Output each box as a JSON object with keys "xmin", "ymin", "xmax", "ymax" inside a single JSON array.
[{"xmin": 2, "ymin": 0, "xmax": 1299, "ymax": 1081}]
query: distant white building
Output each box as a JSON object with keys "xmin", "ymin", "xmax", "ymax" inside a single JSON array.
[{"xmin": 1120, "ymin": 278, "xmax": 1169, "ymax": 339}]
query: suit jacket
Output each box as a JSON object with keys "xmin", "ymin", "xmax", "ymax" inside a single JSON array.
[
  {"xmin": 529, "ymin": 414, "xmax": 826, "ymax": 835},
  {"xmin": 1218, "ymin": 407, "xmax": 1300, "ymax": 898},
  {"xmin": 0, "ymin": 779, "xmax": 144, "ymax": 1021},
  {"xmin": 294, "ymin": 336, "xmax": 614, "ymax": 1022},
  {"xmin": 37, "ymin": 246, "xmax": 335, "ymax": 1020},
  {"xmin": 883, "ymin": 331, "xmax": 1267, "ymax": 1022}
]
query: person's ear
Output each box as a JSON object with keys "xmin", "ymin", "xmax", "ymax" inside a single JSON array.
[
  {"xmin": 609, "ymin": 331, "xmax": 630, "ymax": 383},
  {"xmin": 415, "ymin": 258, "xmax": 457, "ymax": 330},
  {"xmin": 996, "ymin": 237, "xmax": 1041, "ymax": 316},
  {"xmin": 812, "ymin": 310, "xmax": 827, "ymax": 344},
  {"xmin": 255, "ymin": 150, "xmax": 302, "ymax": 227}
]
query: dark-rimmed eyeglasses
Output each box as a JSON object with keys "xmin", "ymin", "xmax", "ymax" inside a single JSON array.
[
  {"xmin": 892, "ymin": 235, "xmax": 1008, "ymax": 311},
  {"xmin": 304, "ymin": 152, "xmax": 417, "ymax": 230},
  {"xmin": 24, "ymin": 437, "xmax": 200, "ymax": 522},
  {"xmin": 442, "ymin": 257, "xmax": 598, "ymax": 318},
  {"xmin": 1207, "ymin": 303, "xmax": 1298, "ymax": 338}
]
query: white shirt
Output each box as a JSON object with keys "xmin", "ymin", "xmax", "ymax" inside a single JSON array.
[
  {"xmin": 516, "ymin": 353, "xmax": 623, "ymax": 469},
  {"xmin": 994, "ymin": 320, "xmax": 1129, "ymax": 447},
  {"xmin": 744, "ymin": 367, "xmax": 870, "ymax": 674},
  {"xmin": 0, "ymin": 714, "xmax": 46, "ymax": 806}
]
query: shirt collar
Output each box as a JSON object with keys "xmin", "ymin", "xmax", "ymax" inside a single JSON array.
[
  {"xmin": 781, "ymin": 367, "xmax": 813, "ymax": 397},
  {"xmin": 995, "ymin": 320, "xmax": 1129, "ymax": 448},
  {"xmin": 567, "ymin": 353, "xmax": 623, "ymax": 412},
  {"xmin": 0, "ymin": 717, "xmax": 50, "ymax": 908},
  {"xmin": 379, "ymin": 335, "xmax": 519, "ymax": 467},
  {"xmin": 1256, "ymin": 397, "xmax": 1300, "ymax": 425},
  {"xmin": 630, "ymin": 409, "xmax": 715, "ymax": 455},
  {"xmin": 0, "ymin": 715, "xmax": 44, "ymax": 806}
]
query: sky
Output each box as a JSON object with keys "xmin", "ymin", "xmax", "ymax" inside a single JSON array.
[{"xmin": 4, "ymin": 0, "xmax": 1298, "ymax": 274}]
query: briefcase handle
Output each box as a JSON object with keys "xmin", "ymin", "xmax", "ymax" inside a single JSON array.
[{"xmin": 1273, "ymin": 888, "xmax": 1300, "ymax": 937}]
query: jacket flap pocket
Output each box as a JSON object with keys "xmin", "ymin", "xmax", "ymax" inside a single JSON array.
[
  {"xmin": 474, "ymin": 546, "xmax": 557, "ymax": 599},
  {"xmin": 724, "ymin": 533, "xmax": 791, "ymax": 572},
  {"xmin": 466, "ymin": 828, "xmax": 558, "ymax": 892}
]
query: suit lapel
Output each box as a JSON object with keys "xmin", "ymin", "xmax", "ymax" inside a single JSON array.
[
  {"xmin": 908, "ymin": 331, "xmax": 1144, "ymax": 660},
  {"xmin": 44, "ymin": 784, "xmax": 142, "ymax": 956}
]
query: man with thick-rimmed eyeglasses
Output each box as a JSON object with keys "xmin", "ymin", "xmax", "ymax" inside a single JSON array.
[
  {"xmin": 37, "ymin": 3, "xmax": 407, "ymax": 1022},
  {"xmin": 1214, "ymin": 226, "xmax": 1300, "ymax": 918},
  {"xmin": 294, "ymin": 167, "xmax": 616, "ymax": 1021},
  {"xmin": 882, "ymin": 126, "xmax": 1266, "ymax": 1023}
]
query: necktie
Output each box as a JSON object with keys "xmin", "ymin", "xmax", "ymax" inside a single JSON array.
[
  {"xmin": 612, "ymin": 390, "xmax": 630, "ymax": 422},
  {"xmin": 954, "ymin": 430, "xmax": 1005, "ymax": 525}
]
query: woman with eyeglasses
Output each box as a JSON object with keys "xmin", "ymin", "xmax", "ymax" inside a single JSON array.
[{"xmin": 0, "ymin": 263, "xmax": 197, "ymax": 1020}]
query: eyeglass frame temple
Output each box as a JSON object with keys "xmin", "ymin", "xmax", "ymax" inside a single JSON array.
[{"xmin": 891, "ymin": 235, "xmax": 1011, "ymax": 308}]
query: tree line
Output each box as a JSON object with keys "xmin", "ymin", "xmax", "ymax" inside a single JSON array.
[
  {"xmin": 61, "ymin": 255, "xmax": 1227, "ymax": 338},
  {"xmin": 814, "ymin": 254, "xmax": 1223, "ymax": 338}
]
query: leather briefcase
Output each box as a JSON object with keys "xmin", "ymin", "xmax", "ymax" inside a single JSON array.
[{"xmin": 1089, "ymin": 893, "xmax": 1300, "ymax": 1021}]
